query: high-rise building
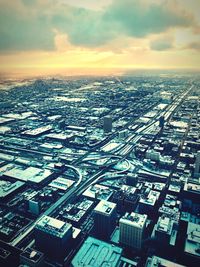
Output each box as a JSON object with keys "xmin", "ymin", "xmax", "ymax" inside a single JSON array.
[
  {"xmin": 34, "ymin": 215, "xmax": 72, "ymax": 259},
  {"xmin": 103, "ymin": 116, "xmax": 112, "ymax": 133},
  {"xmin": 112, "ymin": 185, "xmax": 139, "ymax": 213},
  {"xmin": 119, "ymin": 212, "xmax": 147, "ymax": 249},
  {"xmin": 159, "ymin": 116, "xmax": 165, "ymax": 128},
  {"xmin": 154, "ymin": 216, "xmax": 174, "ymax": 244},
  {"xmin": 146, "ymin": 149, "xmax": 160, "ymax": 161},
  {"xmin": 29, "ymin": 200, "xmax": 41, "ymax": 215},
  {"xmin": 138, "ymin": 190, "xmax": 160, "ymax": 217},
  {"xmin": 194, "ymin": 151, "xmax": 200, "ymax": 177},
  {"xmin": 93, "ymin": 200, "xmax": 117, "ymax": 239}
]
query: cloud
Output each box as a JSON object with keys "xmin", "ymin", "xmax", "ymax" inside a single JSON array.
[
  {"xmin": 21, "ymin": 0, "xmax": 37, "ymax": 6},
  {"xmin": 0, "ymin": 0, "xmax": 55, "ymax": 51},
  {"xmin": 59, "ymin": 0, "xmax": 113, "ymax": 11},
  {"xmin": 0, "ymin": 0, "xmax": 197, "ymax": 51},
  {"xmin": 52, "ymin": 6, "xmax": 114, "ymax": 47},
  {"xmin": 184, "ymin": 41, "xmax": 200, "ymax": 51},
  {"xmin": 103, "ymin": 0, "xmax": 193, "ymax": 38},
  {"xmin": 150, "ymin": 37, "xmax": 174, "ymax": 51},
  {"xmin": 53, "ymin": 0, "xmax": 195, "ymax": 47}
]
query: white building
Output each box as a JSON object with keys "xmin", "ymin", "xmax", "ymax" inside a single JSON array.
[
  {"xmin": 146, "ymin": 149, "xmax": 160, "ymax": 161},
  {"xmin": 119, "ymin": 212, "xmax": 147, "ymax": 249}
]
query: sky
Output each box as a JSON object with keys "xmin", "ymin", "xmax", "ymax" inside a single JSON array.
[{"xmin": 0, "ymin": 0, "xmax": 200, "ymax": 77}]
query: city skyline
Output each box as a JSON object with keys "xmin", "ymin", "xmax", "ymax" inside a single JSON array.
[{"xmin": 0, "ymin": 0, "xmax": 200, "ymax": 77}]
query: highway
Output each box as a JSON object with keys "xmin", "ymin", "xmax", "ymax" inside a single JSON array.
[
  {"xmin": 11, "ymin": 155, "xmax": 130, "ymax": 247},
  {"xmin": 11, "ymin": 168, "xmax": 103, "ymax": 247},
  {"xmin": 115, "ymin": 84, "xmax": 194, "ymax": 156},
  {"xmin": 10, "ymin": 82, "xmax": 194, "ymax": 248}
]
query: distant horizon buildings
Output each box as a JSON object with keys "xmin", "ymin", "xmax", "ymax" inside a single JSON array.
[{"xmin": 0, "ymin": 74, "xmax": 199, "ymax": 267}]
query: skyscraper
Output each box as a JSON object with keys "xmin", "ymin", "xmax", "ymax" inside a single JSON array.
[
  {"xmin": 103, "ymin": 116, "xmax": 112, "ymax": 133},
  {"xmin": 154, "ymin": 216, "xmax": 174, "ymax": 244},
  {"xmin": 159, "ymin": 116, "xmax": 165, "ymax": 128},
  {"xmin": 194, "ymin": 151, "xmax": 200, "ymax": 177},
  {"xmin": 119, "ymin": 212, "xmax": 147, "ymax": 249},
  {"xmin": 34, "ymin": 215, "xmax": 72, "ymax": 259},
  {"xmin": 93, "ymin": 200, "xmax": 117, "ymax": 239}
]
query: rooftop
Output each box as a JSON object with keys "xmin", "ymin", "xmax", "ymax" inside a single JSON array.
[
  {"xmin": 185, "ymin": 222, "xmax": 200, "ymax": 257},
  {"xmin": 0, "ymin": 180, "xmax": 24, "ymax": 198},
  {"xmin": 35, "ymin": 215, "xmax": 72, "ymax": 238},
  {"xmin": 94, "ymin": 200, "xmax": 116, "ymax": 215},
  {"xmin": 71, "ymin": 236, "xmax": 122, "ymax": 267},
  {"xmin": 139, "ymin": 190, "xmax": 159, "ymax": 206},
  {"xmin": 120, "ymin": 212, "xmax": 147, "ymax": 228},
  {"xmin": 46, "ymin": 133, "xmax": 73, "ymax": 140},
  {"xmin": 168, "ymin": 184, "xmax": 181, "ymax": 193},
  {"xmin": 146, "ymin": 255, "xmax": 185, "ymax": 267},
  {"xmin": 156, "ymin": 216, "xmax": 172, "ymax": 234},
  {"xmin": 121, "ymin": 185, "xmax": 136, "ymax": 195},
  {"xmin": 49, "ymin": 177, "xmax": 74, "ymax": 191},
  {"xmin": 3, "ymin": 166, "xmax": 52, "ymax": 183},
  {"xmin": 184, "ymin": 182, "xmax": 200, "ymax": 194},
  {"xmin": 20, "ymin": 247, "xmax": 44, "ymax": 264},
  {"xmin": 22, "ymin": 125, "xmax": 52, "ymax": 136},
  {"xmin": 83, "ymin": 184, "xmax": 113, "ymax": 201}
]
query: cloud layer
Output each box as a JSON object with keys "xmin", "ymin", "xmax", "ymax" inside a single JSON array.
[{"xmin": 0, "ymin": 0, "xmax": 197, "ymax": 51}]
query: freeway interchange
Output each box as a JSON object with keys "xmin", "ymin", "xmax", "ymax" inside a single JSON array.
[{"xmin": 10, "ymin": 82, "xmax": 194, "ymax": 248}]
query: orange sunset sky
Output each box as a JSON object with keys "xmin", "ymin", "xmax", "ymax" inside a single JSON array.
[{"xmin": 0, "ymin": 0, "xmax": 200, "ymax": 77}]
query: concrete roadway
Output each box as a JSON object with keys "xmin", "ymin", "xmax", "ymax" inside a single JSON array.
[{"xmin": 10, "ymin": 83, "xmax": 194, "ymax": 247}]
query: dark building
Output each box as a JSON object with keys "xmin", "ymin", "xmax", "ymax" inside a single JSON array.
[
  {"xmin": 103, "ymin": 116, "xmax": 112, "ymax": 133},
  {"xmin": 34, "ymin": 215, "xmax": 72, "ymax": 259},
  {"xmin": 93, "ymin": 200, "xmax": 117, "ymax": 239},
  {"xmin": 112, "ymin": 186, "xmax": 139, "ymax": 213},
  {"xmin": 159, "ymin": 116, "xmax": 165, "ymax": 128},
  {"xmin": 0, "ymin": 240, "xmax": 21, "ymax": 267}
]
